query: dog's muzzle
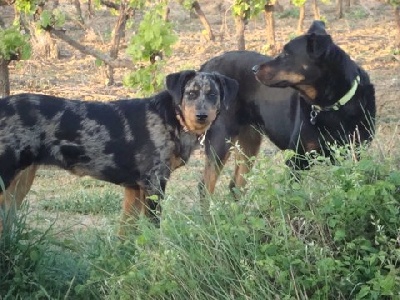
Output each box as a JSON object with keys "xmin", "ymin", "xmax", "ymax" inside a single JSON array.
[{"xmin": 196, "ymin": 113, "xmax": 208, "ymax": 123}]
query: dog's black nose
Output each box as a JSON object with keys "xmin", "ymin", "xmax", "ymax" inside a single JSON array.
[
  {"xmin": 252, "ymin": 65, "xmax": 260, "ymax": 74},
  {"xmin": 196, "ymin": 113, "xmax": 208, "ymax": 122}
]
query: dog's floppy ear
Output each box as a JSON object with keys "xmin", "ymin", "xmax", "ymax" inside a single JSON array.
[
  {"xmin": 165, "ymin": 70, "xmax": 196, "ymax": 105},
  {"xmin": 213, "ymin": 72, "xmax": 239, "ymax": 110},
  {"xmin": 307, "ymin": 20, "xmax": 327, "ymax": 35},
  {"xmin": 306, "ymin": 33, "xmax": 333, "ymax": 59}
]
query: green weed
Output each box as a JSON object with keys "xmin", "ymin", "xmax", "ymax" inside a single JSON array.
[
  {"xmin": 76, "ymin": 145, "xmax": 400, "ymax": 299},
  {"xmin": 0, "ymin": 201, "xmax": 91, "ymax": 299},
  {"xmin": 345, "ymin": 8, "xmax": 371, "ymax": 20},
  {"xmin": 276, "ymin": 8, "xmax": 300, "ymax": 19},
  {"xmin": 39, "ymin": 186, "xmax": 121, "ymax": 216},
  {"xmin": 1, "ymin": 142, "xmax": 400, "ymax": 299}
]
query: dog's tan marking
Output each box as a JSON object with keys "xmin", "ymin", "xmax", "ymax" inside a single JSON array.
[
  {"xmin": 297, "ymin": 85, "xmax": 318, "ymax": 101},
  {"xmin": 202, "ymin": 150, "xmax": 231, "ymax": 195},
  {"xmin": 275, "ymin": 70, "xmax": 305, "ymax": 83},
  {"xmin": 118, "ymin": 186, "xmax": 146, "ymax": 236},
  {"xmin": 180, "ymin": 103, "xmax": 218, "ymax": 134},
  {"xmin": 0, "ymin": 165, "xmax": 38, "ymax": 234}
]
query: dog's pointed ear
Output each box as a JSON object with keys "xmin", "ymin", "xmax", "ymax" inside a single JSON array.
[
  {"xmin": 213, "ymin": 73, "xmax": 239, "ymax": 110},
  {"xmin": 306, "ymin": 33, "xmax": 333, "ymax": 59},
  {"xmin": 307, "ymin": 20, "xmax": 327, "ymax": 35},
  {"xmin": 165, "ymin": 70, "xmax": 196, "ymax": 105}
]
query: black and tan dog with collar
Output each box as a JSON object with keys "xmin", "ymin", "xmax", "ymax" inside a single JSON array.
[
  {"xmin": 0, "ymin": 70, "xmax": 238, "ymax": 235},
  {"xmin": 200, "ymin": 20, "xmax": 376, "ymax": 196}
]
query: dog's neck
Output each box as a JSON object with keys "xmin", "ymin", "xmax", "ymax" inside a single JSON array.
[
  {"xmin": 306, "ymin": 75, "xmax": 360, "ymax": 125},
  {"xmin": 175, "ymin": 109, "xmax": 208, "ymax": 145},
  {"xmin": 312, "ymin": 75, "xmax": 360, "ymax": 112}
]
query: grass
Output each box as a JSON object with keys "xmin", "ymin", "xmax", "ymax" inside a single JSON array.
[{"xmin": 0, "ymin": 125, "xmax": 400, "ymax": 299}]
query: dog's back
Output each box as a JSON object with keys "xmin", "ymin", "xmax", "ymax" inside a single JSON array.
[{"xmin": 0, "ymin": 92, "xmax": 181, "ymax": 188}]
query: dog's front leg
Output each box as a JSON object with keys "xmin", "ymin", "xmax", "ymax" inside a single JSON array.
[
  {"xmin": 119, "ymin": 186, "xmax": 146, "ymax": 237},
  {"xmin": 287, "ymin": 120, "xmax": 322, "ymax": 172},
  {"xmin": 144, "ymin": 178, "xmax": 167, "ymax": 227}
]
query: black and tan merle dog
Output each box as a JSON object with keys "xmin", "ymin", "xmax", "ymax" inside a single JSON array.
[
  {"xmin": 199, "ymin": 20, "xmax": 376, "ymax": 197},
  {"xmin": 0, "ymin": 70, "xmax": 238, "ymax": 234}
]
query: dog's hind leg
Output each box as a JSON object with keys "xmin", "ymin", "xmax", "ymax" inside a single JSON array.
[
  {"xmin": 230, "ymin": 126, "xmax": 262, "ymax": 196},
  {"xmin": 0, "ymin": 165, "xmax": 38, "ymax": 235}
]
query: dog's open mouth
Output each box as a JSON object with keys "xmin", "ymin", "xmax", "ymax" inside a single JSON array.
[{"xmin": 266, "ymin": 80, "xmax": 292, "ymax": 88}]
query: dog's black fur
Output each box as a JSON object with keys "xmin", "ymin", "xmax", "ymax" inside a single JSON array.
[
  {"xmin": 199, "ymin": 21, "xmax": 376, "ymax": 195},
  {"xmin": 0, "ymin": 70, "xmax": 238, "ymax": 233}
]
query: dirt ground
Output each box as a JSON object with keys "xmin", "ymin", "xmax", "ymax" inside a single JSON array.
[{"xmin": 0, "ymin": 0, "xmax": 399, "ymax": 229}]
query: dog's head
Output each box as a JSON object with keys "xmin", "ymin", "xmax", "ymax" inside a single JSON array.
[
  {"xmin": 252, "ymin": 21, "xmax": 333, "ymax": 100},
  {"xmin": 306, "ymin": 20, "xmax": 327, "ymax": 35},
  {"xmin": 166, "ymin": 70, "xmax": 238, "ymax": 135}
]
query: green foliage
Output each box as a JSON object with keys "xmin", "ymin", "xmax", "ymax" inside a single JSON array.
[
  {"xmin": 291, "ymin": 0, "xmax": 330, "ymax": 7},
  {"xmin": 39, "ymin": 183, "xmax": 121, "ymax": 216},
  {"xmin": 232, "ymin": 0, "xmax": 265, "ymax": 20},
  {"xmin": 291, "ymin": 0, "xmax": 307, "ymax": 7},
  {"xmin": 391, "ymin": 48, "xmax": 400, "ymax": 55},
  {"xmin": 2, "ymin": 144, "xmax": 400, "ymax": 299},
  {"xmin": 76, "ymin": 145, "xmax": 400, "ymax": 299},
  {"xmin": 123, "ymin": 62, "xmax": 167, "ymax": 95},
  {"xmin": 128, "ymin": 0, "xmax": 147, "ymax": 9},
  {"xmin": 277, "ymin": 7, "xmax": 300, "ymax": 19},
  {"xmin": 125, "ymin": 2, "xmax": 177, "ymax": 95},
  {"xmin": 180, "ymin": 0, "xmax": 195, "ymax": 11},
  {"xmin": 0, "ymin": 26, "xmax": 31, "ymax": 60},
  {"xmin": 127, "ymin": 4, "xmax": 176, "ymax": 63},
  {"xmin": 346, "ymin": 7, "xmax": 371, "ymax": 19},
  {"xmin": 93, "ymin": 0, "xmax": 147, "ymax": 9},
  {"xmin": 14, "ymin": 0, "xmax": 37, "ymax": 14},
  {"xmin": 0, "ymin": 202, "xmax": 91, "ymax": 299},
  {"xmin": 39, "ymin": 9, "xmax": 66, "ymax": 29},
  {"xmin": 245, "ymin": 144, "xmax": 400, "ymax": 299}
]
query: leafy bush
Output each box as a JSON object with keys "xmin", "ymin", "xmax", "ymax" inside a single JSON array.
[
  {"xmin": 0, "ymin": 202, "xmax": 91, "ymax": 299},
  {"xmin": 124, "ymin": 3, "xmax": 177, "ymax": 95},
  {"xmin": 77, "ymin": 145, "xmax": 400, "ymax": 299},
  {"xmin": 0, "ymin": 26, "xmax": 31, "ymax": 60},
  {"xmin": 232, "ymin": 0, "xmax": 265, "ymax": 20}
]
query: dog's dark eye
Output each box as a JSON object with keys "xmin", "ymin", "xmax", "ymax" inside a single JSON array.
[
  {"xmin": 187, "ymin": 91, "xmax": 198, "ymax": 99},
  {"xmin": 207, "ymin": 92, "xmax": 218, "ymax": 103}
]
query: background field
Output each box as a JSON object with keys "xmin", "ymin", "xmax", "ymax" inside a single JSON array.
[{"xmin": 1, "ymin": 0, "xmax": 399, "ymax": 299}]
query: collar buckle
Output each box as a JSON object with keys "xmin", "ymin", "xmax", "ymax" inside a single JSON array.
[
  {"xmin": 310, "ymin": 107, "xmax": 319, "ymax": 125},
  {"xmin": 309, "ymin": 75, "xmax": 360, "ymax": 125}
]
